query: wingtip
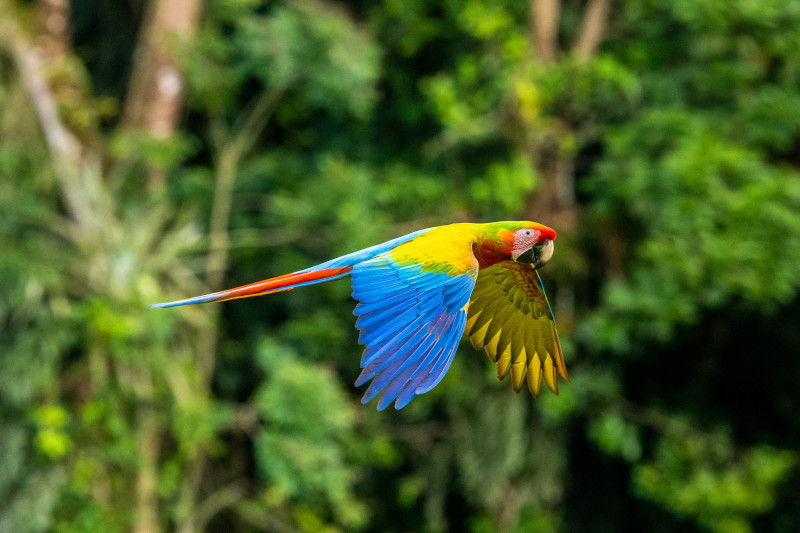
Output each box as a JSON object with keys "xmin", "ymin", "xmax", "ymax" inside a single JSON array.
[{"xmin": 394, "ymin": 396, "xmax": 413, "ymax": 410}]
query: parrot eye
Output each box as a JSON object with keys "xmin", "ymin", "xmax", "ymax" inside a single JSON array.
[{"xmin": 522, "ymin": 229, "xmax": 533, "ymax": 237}]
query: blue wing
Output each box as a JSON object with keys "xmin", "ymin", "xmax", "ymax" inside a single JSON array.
[{"xmin": 351, "ymin": 257, "xmax": 477, "ymax": 410}]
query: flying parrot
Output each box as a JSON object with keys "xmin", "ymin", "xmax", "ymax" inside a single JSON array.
[{"xmin": 152, "ymin": 221, "xmax": 567, "ymax": 410}]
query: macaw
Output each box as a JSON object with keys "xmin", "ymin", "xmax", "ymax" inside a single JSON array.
[{"xmin": 152, "ymin": 221, "xmax": 567, "ymax": 410}]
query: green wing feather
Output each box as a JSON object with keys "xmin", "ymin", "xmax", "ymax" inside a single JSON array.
[{"xmin": 465, "ymin": 262, "xmax": 568, "ymax": 397}]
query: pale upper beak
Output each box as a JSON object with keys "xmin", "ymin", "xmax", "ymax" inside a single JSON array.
[{"xmin": 512, "ymin": 239, "xmax": 554, "ymax": 269}]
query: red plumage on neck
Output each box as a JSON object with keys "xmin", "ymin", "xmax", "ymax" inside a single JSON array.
[{"xmin": 473, "ymin": 237, "xmax": 513, "ymax": 269}]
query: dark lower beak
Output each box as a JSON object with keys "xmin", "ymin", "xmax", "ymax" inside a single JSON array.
[
  {"xmin": 516, "ymin": 247, "xmax": 535, "ymax": 264},
  {"xmin": 514, "ymin": 239, "xmax": 554, "ymax": 269}
]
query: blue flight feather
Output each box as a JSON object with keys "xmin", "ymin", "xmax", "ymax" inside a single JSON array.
[
  {"xmin": 350, "ymin": 256, "xmax": 475, "ymax": 408},
  {"xmin": 415, "ymin": 311, "xmax": 467, "ymax": 395},
  {"xmin": 357, "ymin": 300, "xmax": 445, "ymax": 373},
  {"xmin": 390, "ymin": 312, "xmax": 462, "ymax": 408},
  {"xmin": 377, "ymin": 313, "xmax": 454, "ymax": 409},
  {"xmin": 362, "ymin": 333, "xmax": 436, "ymax": 404}
]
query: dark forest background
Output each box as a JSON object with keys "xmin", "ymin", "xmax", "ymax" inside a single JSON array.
[{"xmin": 2, "ymin": 0, "xmax": 800, "ymax": 531}]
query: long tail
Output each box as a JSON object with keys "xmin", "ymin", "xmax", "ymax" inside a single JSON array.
[
  {"xmin": 150, "ymin": 266, "xmax": 353, "ymax": 308},
  {"xmin": 150, "ymin": 226, "xmax": 434, "ymax": 309}
]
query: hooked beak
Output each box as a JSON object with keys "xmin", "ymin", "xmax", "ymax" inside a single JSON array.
[{"xmin": 512, "ymin": 239, "xmax": 554, "ymax": 269}]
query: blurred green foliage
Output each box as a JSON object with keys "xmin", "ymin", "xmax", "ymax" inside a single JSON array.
[
  {"xmin": 2, "ymin": 0, "xmax": 800, "ymax": 532},
  {"xmin": 633, "ymin": 434, "xmax": 795, "ymax": 533}
]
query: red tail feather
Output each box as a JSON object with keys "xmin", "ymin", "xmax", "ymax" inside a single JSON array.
[
  {"xmin": 212, "ymin": 267, "xmax": 352, "ymax": 301},
  {"xmin": 151, "ymin": 266, "xmax": 352, "ymax": 308}
]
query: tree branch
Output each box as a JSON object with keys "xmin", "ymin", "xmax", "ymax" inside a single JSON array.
[
  {"xmin": 3, "ymin": 29, "xmax": 82, "ymax": 172},
  {"xmin": 205, "ymin": 89, "xmax": 281, "ymax": 290},
  {"xmin": 0, "ymin": 10, "xmax": 92, "ymax": 228},
  {"xmin": 191, "ymin": 482, "xmax": 248, "ymax": 532},
  {"xmin": 174, "ymin": 88, "xmax": 279, "ymax": 533}
]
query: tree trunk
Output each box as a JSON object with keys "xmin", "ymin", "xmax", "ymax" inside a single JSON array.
[
  {"xmin": 36, "ymin": 0, "xmax": 71, "ymax": 56},
  {"xmin": 523, "ymin": 0, "xmax": 612, "ymax": 338},
  {"xmin": 134, "ymin": 382, "xmax": 161, "ymax": 533},
  {"xmin": 530, "ymin": 0, "xmax": 560, "ymax": 63},
  {"xmin": 574, "ymin": 0, "xmax": 611, "ymax": 60},
  {"xmin": 524, "ymin": 0, "xmax": 612, "ymax": 227},
  {"xmin": 525, "ymin": 136, "xmax": 576, "ymax": 231},
  {"xmin": 123, "ymin": 0, "xmax": 202, "ymax": 530},
  {"xmin": 123, "ymin": 0, "xmax": 203, "ymax": 192}
]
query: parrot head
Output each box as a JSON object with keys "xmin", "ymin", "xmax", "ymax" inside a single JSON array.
[
  {"xmin": 508, "ymin": 224, "xmax": 556, "ymax": 270},
  {"xmin": 474, "ymin": 222, "xmax": 557, "ymax": 270}
]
